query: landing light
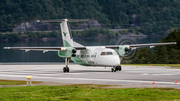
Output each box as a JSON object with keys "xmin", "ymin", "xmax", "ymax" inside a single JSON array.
[{"xmin": 61, "ymin": 47, "xmax": 66, "ymax": 50}]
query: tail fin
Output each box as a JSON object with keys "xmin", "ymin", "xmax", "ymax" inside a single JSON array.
[
  {"xmin": 60, "ymin": 19, "xmax": 73, "ymax": 47},
  {"xmin": 41, "ymin": 19, "xmax": 89, "ymax": 47}
]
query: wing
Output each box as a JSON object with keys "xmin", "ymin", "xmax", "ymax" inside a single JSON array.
[
  {"xmin": 105, "ymin": 42, "xmax": 177, "ymax": 49},
  {"xmin": 3, "ymin": 46, "xmax": 86, "ymax": 53},
  {"xmin": 3, "ymin": 42, "xmax": 176, "ymax": 52}
]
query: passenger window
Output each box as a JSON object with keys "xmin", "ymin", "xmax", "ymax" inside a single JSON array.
[{"xmin": 91, "ymin": 55, "xmax": 96, "ymax": 57}]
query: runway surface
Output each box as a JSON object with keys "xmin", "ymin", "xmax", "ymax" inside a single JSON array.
[{"xmin": 0, "ymin": 64, "xmax": 180, "ymax": 89}]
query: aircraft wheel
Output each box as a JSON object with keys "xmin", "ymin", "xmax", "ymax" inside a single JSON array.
[
  {"xmin": 66, "ymin": 67, "xmax": 69, "ymax": 72},
  {"xmin": 115, "ymin": 66, "xmax": 119, "ymax": 71},
  {"xmin": 63, "ymin": 67, "xmax": 67, "ymax": 73},
  {"xmin": 119, "ymin": 66, "xmax": 122, "ymax": 71},
  {"xmin": 111, "ymin": 68, "xmax": 116, "ymax": 72}
]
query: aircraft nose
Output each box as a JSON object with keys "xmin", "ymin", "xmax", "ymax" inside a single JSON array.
[{"xmin": 108, "ymin": 56, "xmax": 120, "ymax": 66}]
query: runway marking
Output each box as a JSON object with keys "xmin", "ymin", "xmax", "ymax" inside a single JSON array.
[
  {"xmin": 141, "ymin": 73, "xmax": 180, "ymax": 76},
  {"xmin": 0, "ymin": 74, "xmax": 179, "ymax": 85}
]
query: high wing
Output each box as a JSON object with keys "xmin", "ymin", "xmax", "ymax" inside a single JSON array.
[
  {"xmin": 105, "ymin": 42, "xmax": 177, "ymax": 49},
  {"xmin": 4, "ymin": 42, "xmax": 176, "ymax": 51},
  {"xmin": 3, "ymin": 46, "xmax": 86, "ymax": 52}
]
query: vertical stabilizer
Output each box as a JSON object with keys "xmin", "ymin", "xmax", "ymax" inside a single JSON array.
[
  {"xmin": 60, "ymin": 19, "xmax": 73, "ymax": 47},
  {"xmin": 41, "ymin": 19, "xmax": 89, "ymax": 47}
]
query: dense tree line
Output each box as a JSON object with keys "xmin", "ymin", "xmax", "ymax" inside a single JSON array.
[
  {"xmin": 0, "ymin": 28, "xmax": 116, "ymax": 41},
  {"xmin": 133, "ymin": 28, "xmax": 180, "ymax": 64},
  {"xmin": 1, "ymin": 0, "xmax": 180, "ymax": 35}
]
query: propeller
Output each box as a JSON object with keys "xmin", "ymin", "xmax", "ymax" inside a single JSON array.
[{"xmin": 116, "ymin": 38, "xmax": 140, "ymax": 63}]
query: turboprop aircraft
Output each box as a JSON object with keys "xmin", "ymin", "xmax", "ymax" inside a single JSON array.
[{"xmin": 4, "ymin": 19, "xmax": 177, "ymax": 73}]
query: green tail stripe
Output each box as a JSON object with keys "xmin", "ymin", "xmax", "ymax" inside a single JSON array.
[{"xmin": 63, "ymin": 40, "xmax": 72, "ymax": 47}]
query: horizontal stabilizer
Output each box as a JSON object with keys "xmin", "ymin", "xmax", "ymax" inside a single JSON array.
[{"xmin": 41, "ymin": 19, "xmax": 89, "ymax": 23}]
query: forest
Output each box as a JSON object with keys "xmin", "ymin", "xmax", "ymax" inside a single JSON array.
[
  {"xmin": 1, "ymin": 0, "xmax": 180, "ymax": 35},
  {"xmin": 133, "ymin": 28, "xmax": 180, "ymax": 64},
  {"xmin": 0, "ymin": 28, "xmax": 117, "ymax": 41},
  {"xmin": 0, "ymin": 0, "xmax": 180, "ymax": 64}
]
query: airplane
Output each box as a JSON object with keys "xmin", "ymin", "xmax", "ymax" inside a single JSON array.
[{"xmin": 4, "ymin": 19, "xmax": 177, "ymax": 73}]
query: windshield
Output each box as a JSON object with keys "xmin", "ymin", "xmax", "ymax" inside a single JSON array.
[{"xmin": 101, "ymin": 52, "xmax": 113, "ymax": 55}]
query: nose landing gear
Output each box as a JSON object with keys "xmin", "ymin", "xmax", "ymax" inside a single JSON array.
[{"xmin": 111, "ymin": 66, "xmax": 121, "ymax": 72}]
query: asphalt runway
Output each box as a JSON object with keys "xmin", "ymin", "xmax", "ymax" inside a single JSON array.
[{"xmin": 0, "ymin": 64, "xmax": 180, "ymax": 89}]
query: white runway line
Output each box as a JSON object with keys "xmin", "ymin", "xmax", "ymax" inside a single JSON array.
[
  {"xmin": 141, "ymin": 73, "xmax": 180, "ymax": 76},
  {"xmin": 0, "ymin": 74, "xmax": 179, "ymax": 85}
]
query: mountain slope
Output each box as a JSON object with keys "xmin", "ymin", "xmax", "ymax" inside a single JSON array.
[{"xmin": 1, "ymin": 0, "xmax": 180, "ymax": 35}]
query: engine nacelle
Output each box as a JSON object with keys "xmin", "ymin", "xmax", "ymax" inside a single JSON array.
[
  {"xmin": 114, "ymin": 45, "xmax": 129, "ymax": 57},
  {"xmin": 58, "ymin": 47, "xmax": 77, "ymax": 58}
]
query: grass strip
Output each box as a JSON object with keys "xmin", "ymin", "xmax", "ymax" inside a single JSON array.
[
  {"xmin": 0, "ymin": 79, "xmax": 42, "ymax": 85},
  {"xmin": 0, "ymin": 85, "xmax": 180, "ymax": 101}
]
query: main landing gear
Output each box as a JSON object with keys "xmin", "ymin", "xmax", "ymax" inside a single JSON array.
[
  {"xmin": 63, "ymin": 66, "xmax": 69, "ymax": 72},
  {"xmin": 111, "ymin": 66, "xmax": 121, "ymax": 72},
  {"xmin": 63, "ymin": 58, "xmax": 70, "ymax": 73}
]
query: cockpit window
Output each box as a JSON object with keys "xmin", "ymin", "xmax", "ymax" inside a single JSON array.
[
  {"xmin": 101, "ymin": 52, "xmax": 113, "ymax": 55},
  {"xmin": 106, "ymin": 52, "xmax": 113, "ymax": 55},
  {"xmin": 101, "ymin": 52, "xmax": 106, "ymax": 55}
]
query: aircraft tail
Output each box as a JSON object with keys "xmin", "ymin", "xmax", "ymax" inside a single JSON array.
[
  {"xmin": 41, "ymin": 19, "xmax": 89, "ymax": 47},
  {"xmin": 60, "ymin": 19, "xmax": 73, "ymax": 47}
]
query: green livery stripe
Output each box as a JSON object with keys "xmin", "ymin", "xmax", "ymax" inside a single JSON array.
[
  {"xmin": 63, "ymin": 40, "xmax": 71, "ymax": 47},
  {"xmin": 71, "ymin": 57, "xmax": 91, "ymax": 66}
]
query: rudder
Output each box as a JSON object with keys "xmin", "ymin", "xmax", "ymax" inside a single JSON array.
[{"xmin": 60, "ymin": 19, "xmax": 73, "ymax": 47}]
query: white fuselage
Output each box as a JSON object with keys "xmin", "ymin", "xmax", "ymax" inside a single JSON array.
[{"xmin": 71, "ymin": 47, "xmax": 121, "ymax": 67}]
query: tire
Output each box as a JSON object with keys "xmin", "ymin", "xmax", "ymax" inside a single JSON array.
[
  {"xmin": 115, "ymin": 66, "xmax": 119, "ymax": 71},
  {"xmin": 111, "ymin": 68, "xmax": 114, "ymax": 72},
  {"xmin": 119, "ymin": 66, "xmax": 122, "ymax": 71},
  {"xmin": 66, "ymin": 67, "xmax": 69, "ymax": 72},
  {"xmin": 63, "ymin": 67, "xmax": 67, "ymax": 73}
]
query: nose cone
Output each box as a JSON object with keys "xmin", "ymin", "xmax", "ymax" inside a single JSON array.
[
  {"xmin": 109, "ymin": 55, "xmax": 120, "ymax": 66},
  {"xmin": 100, "ymin": 55, "xmax": 120, "ymax": 66}
]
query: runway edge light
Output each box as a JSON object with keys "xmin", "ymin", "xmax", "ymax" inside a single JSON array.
[
  {"xmin": 175, "ymin": 81, "xmax": 177, "ymax": 84},
  {"xmin": 26, "ymin": 76, "xmax": 32, "ymax": 86}
]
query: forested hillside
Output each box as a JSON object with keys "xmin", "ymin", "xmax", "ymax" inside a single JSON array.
[
  {"xmin": 1, "ymin": 0, "xmax": 180, "ymax": 35},
  {"xmin": 133, "ymin": 28, "xmax": 180, "ymax": 64}
]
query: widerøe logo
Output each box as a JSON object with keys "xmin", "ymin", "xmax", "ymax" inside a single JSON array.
[{"xmin": 63, "ymin": 32, "xmax": 67, "ymax": 37}]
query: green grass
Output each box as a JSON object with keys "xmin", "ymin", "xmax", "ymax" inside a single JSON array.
[
  {"xmin": 0, "ymin": 80, "xmax": 180, "ymax": 100},
  {"xmin": 0, "ymin": 79, "xmax": 42, "ymax": 85},
  {"xmin": 0, "ymin": 85, "xmax": 180, "ymax": 101},
  {"xmin": 122, "ymin": 64, "xmax": 180, "ymax": 67}
]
